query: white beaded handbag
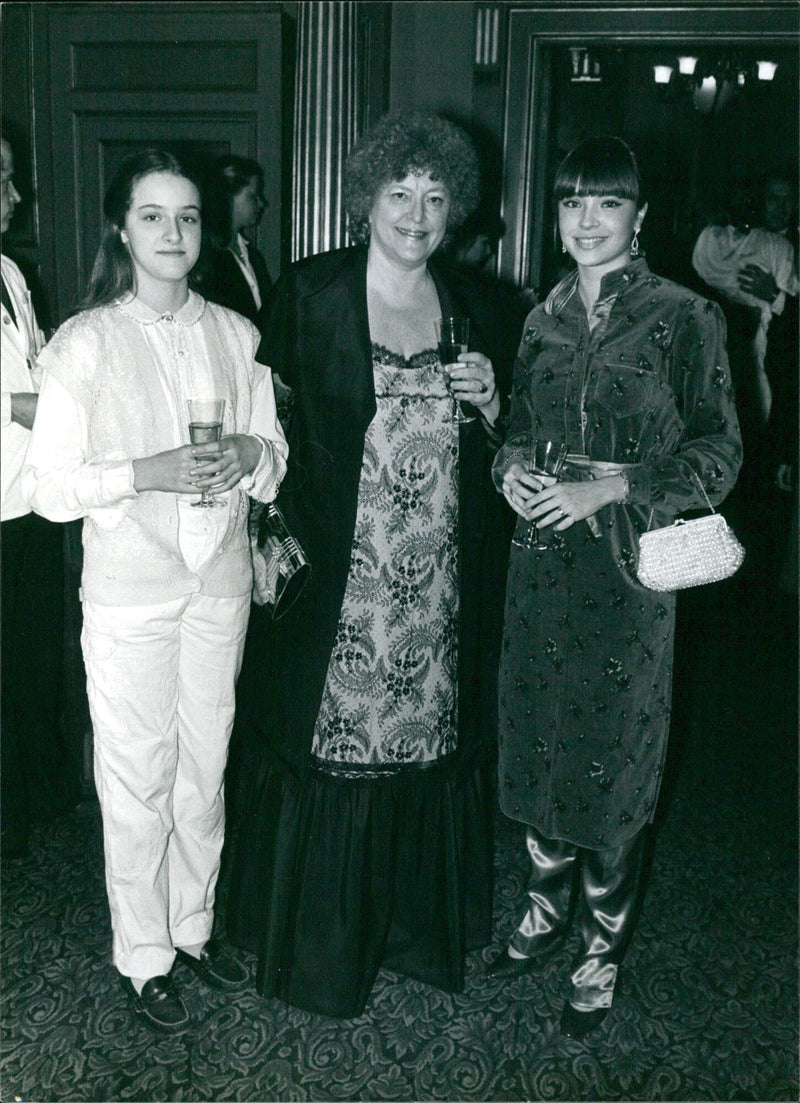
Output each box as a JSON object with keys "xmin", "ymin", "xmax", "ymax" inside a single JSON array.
[{"xmin": 636, "ymin": 475, "xmax": 745, "ymax": 592}]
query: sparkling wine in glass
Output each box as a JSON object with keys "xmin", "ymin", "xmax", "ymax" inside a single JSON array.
[
  {"xmin": 187, "ymin": 398, "xmax": 225, "ymax": 508},
  {"xmin": 511, "ymin": 437, "xmax": 569, "ymax": 550},
  {"xmin": 435, "ymin": 316, "xmax": 476, "ymax": 424}
]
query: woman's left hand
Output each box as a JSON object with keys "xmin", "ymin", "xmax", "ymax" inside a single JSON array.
[
  {"xmin": 445, "ymin": 352, "xmax": 500, "ymax": 423},
  {"xmin": 190, "ymin": 433, "xmax": 263, "ymax": 491},
  {"xmin": 524, "ymin": 475, "xmax": 626, "ymax": 530}
]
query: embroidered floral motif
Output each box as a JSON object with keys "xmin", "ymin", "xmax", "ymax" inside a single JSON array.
[
  {"xmin": 495, "ymin": 259, "xmax": 739, "ymax": 846},
  {"xmin": 312, "ymin": 345, "xmax": 458, "ymax": 767},
  {"xmin": 648, "ymin": 319, "xmax": 671, "ymax": 347}
]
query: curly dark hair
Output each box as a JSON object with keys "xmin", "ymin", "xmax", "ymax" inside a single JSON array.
[{"xmin": 343, "ymin": 112, "xmax": 481, "ymax": 245}]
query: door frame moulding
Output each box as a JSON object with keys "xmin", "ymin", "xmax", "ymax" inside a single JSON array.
[{"xmin": 498, "ymin": 2, "xmax": 799, "ymax": 292}]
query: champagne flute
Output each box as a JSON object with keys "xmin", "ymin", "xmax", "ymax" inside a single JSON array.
[
  {"xmin": 511, "ymin": 436, "xmax": 569, "ymax": 550},
  {"xmin": 187, "ymin": 398, "xmax": 226, "ymax": 508},
  {"xmin": 435, "ymin": 316, "xmax": 476, "ymax": 424}
]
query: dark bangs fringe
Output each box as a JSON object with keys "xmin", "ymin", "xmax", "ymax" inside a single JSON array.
[{"xmin": 553, "ymin": 137, "xmax": 642, "ymax": 205}]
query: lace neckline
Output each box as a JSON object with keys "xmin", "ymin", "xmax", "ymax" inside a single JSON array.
[{"xmin": 371, "ymin": 341, "xmax": 438, "ymax": 367}]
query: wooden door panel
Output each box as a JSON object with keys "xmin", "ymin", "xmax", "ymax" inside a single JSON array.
[{"xmin": 45, "ymin": 2, "xmax": 289, "ymax": 321}]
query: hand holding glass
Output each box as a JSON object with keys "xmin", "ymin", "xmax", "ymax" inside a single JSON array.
[
  {"xmin": 435, "ymin": 316, "xmax": 476, "ymax": 424},
  {"xmin": 510, "ymin": 437, "xmax": 569, "ymax": 550},
  {"xmin": 187, "ymin": 398, "xmax": 226, "ymax": 508}
]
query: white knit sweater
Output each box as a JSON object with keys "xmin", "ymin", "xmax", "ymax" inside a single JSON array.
[{"xmin": 24, "ymin": 293, "xmax": 287, "ymax": 605}]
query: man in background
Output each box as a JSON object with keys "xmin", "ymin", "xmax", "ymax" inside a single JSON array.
[{"xmin": 1, "ymin": 134, "xmax": 73, "ymax": 859}]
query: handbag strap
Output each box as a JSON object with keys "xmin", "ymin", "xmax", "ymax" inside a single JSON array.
[{"xmin": 645, "ymin": 470, "xmax": 715, "ymax": 531}]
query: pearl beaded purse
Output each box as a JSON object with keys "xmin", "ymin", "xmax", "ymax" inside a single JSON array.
[{"xmin": 636, "ymin": 475, "xmax": 744, "ymax": 591}]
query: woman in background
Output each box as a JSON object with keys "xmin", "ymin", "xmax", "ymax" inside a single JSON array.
[
  {"xmin": 490, "ymin": 136, "xmax": 742, "ymax": 1038},
  {"xmin": 23, "ymin": 148, "xmax": 287, "ymax": 1035},
  {"xmin": 203, "ymin": 154, "xmax": 272, "ymax": 330},
  {"xmin": 225, "ymin": 111, "xmax": 508, "ymax": 1018}
]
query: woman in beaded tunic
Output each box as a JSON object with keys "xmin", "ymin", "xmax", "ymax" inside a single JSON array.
[
  {"xmin": 489, "ymin": 137, "xmax": 742, "ymax": 1038},
  {"xmin": 225, "ymin": 113, "xmax": 510, "ymax": 1017}
]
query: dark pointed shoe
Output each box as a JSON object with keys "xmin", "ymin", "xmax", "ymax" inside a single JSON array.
[
  {"xmin": 485, "ymin": 948, "xmax": 539, "ymax": 978},
  {"xmin": 560, "ymin": 1002, "xmax": 609, "ymax": 1039},
  {"xmin": 174, "ymin": 939, "xmax": 249, "ymax": 991},
  {"xmin": 120, "ymin": 974, "xmax": 191, "ymax": 1034}
]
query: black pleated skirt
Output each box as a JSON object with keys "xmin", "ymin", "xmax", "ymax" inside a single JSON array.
[{"xmin": 224, "ymin": 747, "xmax": 495, "ymax": 1018}]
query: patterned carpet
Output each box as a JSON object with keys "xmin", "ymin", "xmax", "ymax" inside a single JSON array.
[{"xmin": 2, "ymin": 579, "xmax": 797, "ymax": 1103}]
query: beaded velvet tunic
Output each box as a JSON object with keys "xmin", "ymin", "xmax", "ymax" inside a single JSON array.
[
  {"xmin": 494, "ymin": 258, "xmax": 742, "ymax": 848},
  {"xmin": 310, "ymin": 343, "xmax": 459, "ymax": 773}
]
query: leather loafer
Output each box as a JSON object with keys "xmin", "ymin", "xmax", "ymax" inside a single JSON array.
[
  {"xmin": 485, "ymin": 948, "xmax": 540, "ymax": 978},
  {"xmin": 120, "ymin": 974, "xmax": 191, "ymax": 1034},
  {"xmin": 174, "ymin": 939, "xmax": 249, "ymax": 991},
  {"xmin": 560, "ymin": 1002, "xmax": 609, "ymax": 1039}
]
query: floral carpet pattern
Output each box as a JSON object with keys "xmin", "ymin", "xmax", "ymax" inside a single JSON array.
[{"xmin": 2, "ymin": 585, "xmax": 797, "ymax": 1103}]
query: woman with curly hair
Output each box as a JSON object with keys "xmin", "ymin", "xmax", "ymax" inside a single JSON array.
[{"xmin": 224, "ymin": 111, "xmax": 510, "ymax": 1016}]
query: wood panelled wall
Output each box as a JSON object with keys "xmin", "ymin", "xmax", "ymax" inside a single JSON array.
[
  {"xmin": 2, "ymin": 1, "xmax": 797, "ymax": 326},
  {"xmin": 2, "ymin": 1, "xmax": 393, "ymax": 325},
  {"xmin": 40, "ymin": 3, "xmax": 292, "ymax": 324}
]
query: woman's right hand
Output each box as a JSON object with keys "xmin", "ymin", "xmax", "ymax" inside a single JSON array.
[
  {"xmin": 132, "ymin": 444, "xmax": 214, "ymax": 494},
  {"xmin": 500, "ymin": 461, "xmax": 556, "ymax": 519}
]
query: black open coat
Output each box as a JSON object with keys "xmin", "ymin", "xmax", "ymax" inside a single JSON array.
[
  {"xmin": 234, "ymin": 245, "xmax": 511, "ymax": 779},
  {"xmin": 203, "ymin": 244, "xmax": 273, "ymax": 332}
]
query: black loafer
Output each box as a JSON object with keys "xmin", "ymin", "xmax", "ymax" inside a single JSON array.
[
  {"xmin": 120, "ymin": 974, "xmax": 191, "ymax": 1034},
  {"xmin": 174, "ymin": 939, "xmax": 248, "ymax": 991},
  {"xmin": 485, "ymin": 948, "xmax": 540, "ymax": 978},
  {"xmin": 560, "ymin": 1002, "xmax": 609, "ymax": 1039}
]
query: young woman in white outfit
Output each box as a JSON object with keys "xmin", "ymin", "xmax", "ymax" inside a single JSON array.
[{"xmin": 23, "ymin": 149, "xmax": 287, "ymax": 1034}]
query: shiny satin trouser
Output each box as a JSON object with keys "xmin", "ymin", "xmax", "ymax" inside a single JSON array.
[
  {"xmin": 82, "ymin": 589, "xmax": 250, "ymax": 979},
  {"xmin": 510, "ymin": 824, "xmax": 647, "ymax": 1010}
]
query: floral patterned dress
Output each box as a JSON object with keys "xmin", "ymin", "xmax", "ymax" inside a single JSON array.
[
  {"xmin": 494, "ymin": 258, "xmax": 742, "ymax": 849},
  {"xmin": 311, "ymin": 343, "xmax": 459, "ymax": 773}
]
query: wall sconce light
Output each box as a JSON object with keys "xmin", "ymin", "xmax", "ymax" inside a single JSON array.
[
  {"xmin": 569, "ymin": 47, "xmax": 601, "ymax": 83},
  {"xmin": 677, "ymin": 55, "xmax": 698, "ymax": 76},
  {"xmin": 653, "ymin": 52, "xmax": 778, "ymax": 114}
]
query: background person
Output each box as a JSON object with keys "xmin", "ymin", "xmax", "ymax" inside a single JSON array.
[
  {"xmin": 224, "ymin": 111, "xmax": 507, "ymax": 1018},
  {"xmin": 201, "ymin": 154, "xmax": 272, "ymax": 331},
  {"xmin": 692, "ymin": 182, "xmax": 797, "ymax": 428},
  {"xmin": 23, "ymin": 149, "xmax": 287, "ymax": 1034},
  {"xmin": 490, "ymin": 136, "xmax": 742, "ymax": 1039},
  {"xmin": 439, "ymin": 207, "xmax": 533, "ymax": 409},
  {"xmin": 753, "ymin": 170, "xmax": 798, "ymax": 601},
  {"xmin": 1, "ymin": 134, "xmax": 74, "ymax": 860},
  {"xmin": 692, "ymin": 169, "xmax": 798, "ymax": 576}
]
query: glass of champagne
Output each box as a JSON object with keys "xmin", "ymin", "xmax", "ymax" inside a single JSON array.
[
  {"xmin": 435, "ymin": 316, "xmax": 476, "ymax": 424},
  {"xmin": 187, "ymin": 398, "xmax": 226, "ymax": 508},
  {"xmin": 510, "ymin": 435, "xmax": 569, "ymax": 550}
]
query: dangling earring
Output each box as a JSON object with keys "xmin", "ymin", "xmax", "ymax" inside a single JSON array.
[
  {"xmin": 630, "ymin": 229, "xmax": 640, "ymax": 258},
  {"xmin": 561, "ymin": 242, "xmax": 567, "ymax": 254}
]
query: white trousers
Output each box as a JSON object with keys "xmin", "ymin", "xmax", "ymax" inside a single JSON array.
[{"xmin": 82, "ymin": 586, "xmax": 250, "ymax": 978}]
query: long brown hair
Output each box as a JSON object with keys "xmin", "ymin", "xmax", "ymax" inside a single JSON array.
[{"xmin": 81, "ymin": 148, "xmax": 206, "ymax": 311}]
